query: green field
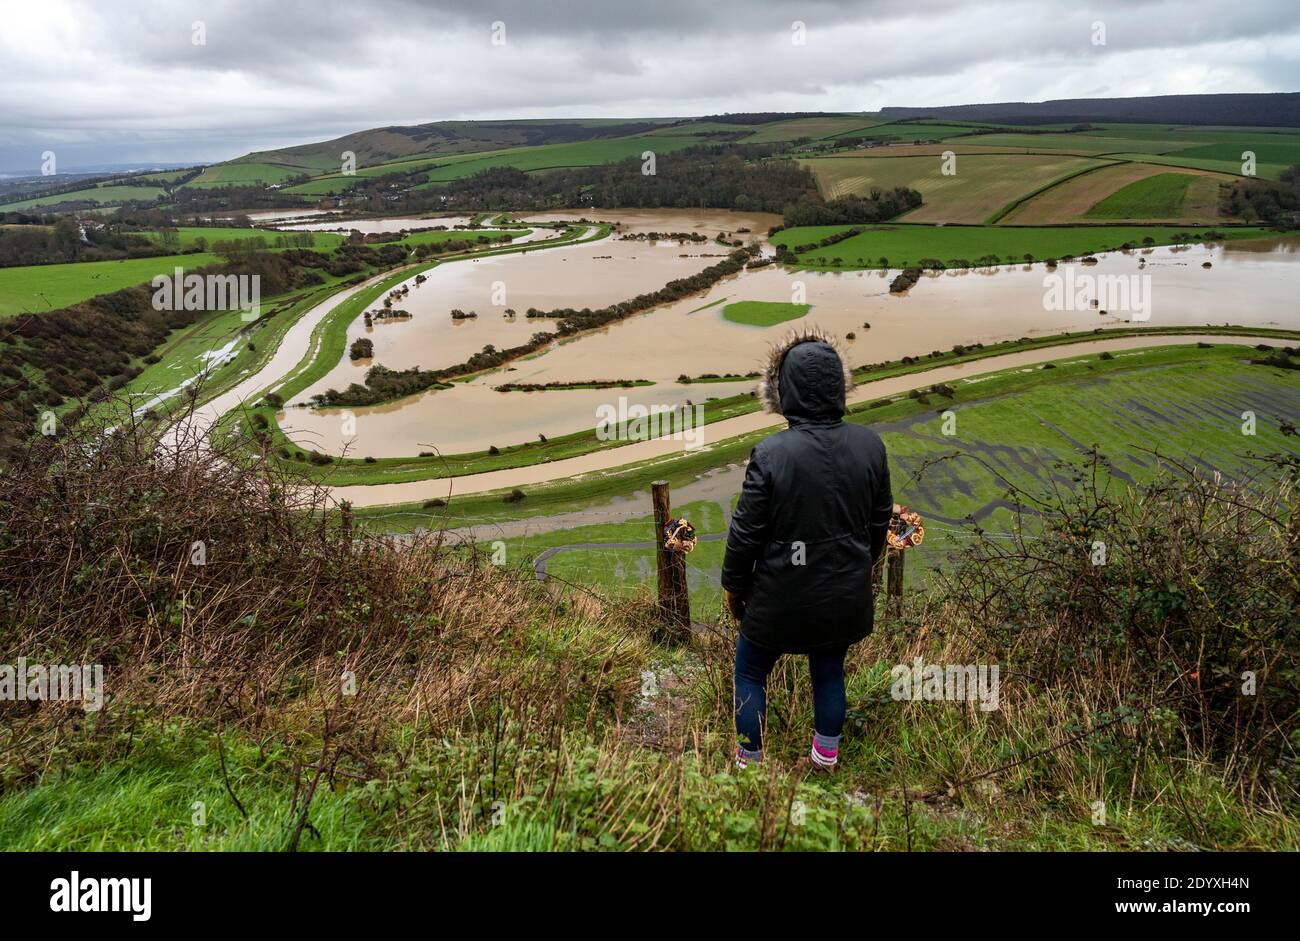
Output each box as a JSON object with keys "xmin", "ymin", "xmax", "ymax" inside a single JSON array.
[
  {"xmin": 722, "ymin": 300, "xmax": 810, "ymax": 326},
  {"xmin": 119, "ymin": 168, "xmax": 197, "ymax": 185},
  {"xmin": 0, "ymin": 252, "xmax": 223, "ymax": 317},
  {"xmin": 1083, "ymin": 172, "xmax": 1194, "ymax": 219},
  {"xmin": 742, "ymin": 115, "xmax": 882, "ymax": 142},
  {"xmin": 187, "ymin": 162, "xmax": 306, "ymax": 187},
  {"xmin": 837, "ymin": 122, "xmax": 1000, "ymax": 142},
  {"xmin": 0, "ymin": 227, "xmax": 368, "ymax": 316},
  {"xmin": 957, "ymin": 132, "xmax": 1191, "ymax": 155},
  {"xmin": 774, "ymin": 223, "xmax": 1282, "ymax": 269},
  {"xmin": 419, "ymin": 135, "xmax": 704, "ymax": 183},
  {"xmin": 280, "ymin": 135, "xmax": 708, "ymax": 196},
  {"xmin": 142, "ymin": 226, "xmax": 345, "ymax": 250},
  {"xmin": 1106, "ymin": 152, "xmax": 1280, "ymax": 178},
  {"xmin": 102, "ymin": 274, "xmax": 366, "ymax": 430},
  {"xmin": 0, "ymin": 183, "xmax": 166, "ymax": 212}
]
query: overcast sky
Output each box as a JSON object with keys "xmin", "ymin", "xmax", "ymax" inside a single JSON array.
[{"xmin": 2, "ymin": 0, "xmax": 1299, "ymax": 173}]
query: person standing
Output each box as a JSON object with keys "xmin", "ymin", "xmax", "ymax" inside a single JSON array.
[{"xmin": 722, "ymin": 331, "xmax": 893, "ymax": 771}]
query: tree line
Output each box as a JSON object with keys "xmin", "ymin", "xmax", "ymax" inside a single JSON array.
[{"xmin": 1220, "ymin": 165, "xmax": 1300, "ymax": 226}]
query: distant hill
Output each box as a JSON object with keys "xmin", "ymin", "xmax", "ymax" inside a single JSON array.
[
  {"xmin": 881, "ymin": 93, "xmax": 1300, "ymax": 128},
  {"xmin": 237, "ymin": 118, "xmax": 681, "ymax": 171}
]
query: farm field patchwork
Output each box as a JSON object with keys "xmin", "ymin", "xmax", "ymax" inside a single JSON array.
[
  {"xmin": 0, "ymin": 183, "xmax": 167, "ymax": 212},
  {"xmin": 999, "ymin": 164, "xmax": 1230, "ymax": 224},
  {"xmin": 802, "ymin": 154, "xmax": 1106, "ymax": 222},
  {"xmin": 743, "ymin": 115, "xmax": 882, "ymax": 142},
  {"xmin": 1083, "ymin": 172, "xmax": 1196, "ymax": 219},
  {"xmin": 946, "ymin": 125, "xmax": 1300, "ymax": 179}
]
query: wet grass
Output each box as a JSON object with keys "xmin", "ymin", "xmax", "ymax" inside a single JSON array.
[{"xmin": 434, "ymin": 347, "xmax": 1300, "ymax": 598}]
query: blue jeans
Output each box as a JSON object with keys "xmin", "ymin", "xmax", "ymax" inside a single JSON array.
[{"xmin": 733, "ymin": 634, "xmax": 849, "ymax": 754}]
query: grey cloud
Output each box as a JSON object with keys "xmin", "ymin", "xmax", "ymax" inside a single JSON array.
[{"xmin": 0, "ymin": 0, "xmax": 1297, "ymax": 172}]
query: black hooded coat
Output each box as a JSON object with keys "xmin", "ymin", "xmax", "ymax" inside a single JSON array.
[{"xmin": 721, "ymin": 334, "xmax": 893, "ymax": 653}]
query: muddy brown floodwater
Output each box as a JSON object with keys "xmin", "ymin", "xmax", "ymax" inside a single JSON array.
[
  {"xmin": 275, "ymin": 214, "xmax": 477, "ymax": 233},
  {"xmin": 276, "ymin": 211, "xmax": 1300, "ymax": 459}
]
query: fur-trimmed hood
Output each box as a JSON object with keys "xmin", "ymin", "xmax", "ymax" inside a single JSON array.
[{"xmin": 757, "ymin": 327, "xmax": 854, "ymax": 420}]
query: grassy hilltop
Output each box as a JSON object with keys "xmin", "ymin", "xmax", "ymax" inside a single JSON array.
[{"xmin": 0, "ymin": 410, "xmax": 1295, "ymax": 850}]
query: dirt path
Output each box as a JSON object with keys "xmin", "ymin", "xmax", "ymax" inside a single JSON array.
[{"xmin": 328, "ymin": 332, "xmax": 1274, "ymax": 508}]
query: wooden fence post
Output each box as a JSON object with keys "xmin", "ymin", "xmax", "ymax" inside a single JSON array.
[
  {"xmin": 340, "ymin": 500, "xmax": 353, "ymax": 551},
  {"xmin": 651, "ymin": 480, "xmax": 691, "ymax": 639},
  {"xmin": 875, "ymin": 502, "xmax": 906, "ymax": 616},
  {"xmin": 886, "ymin": 547, "xmax": 905, "ymax": 616}
]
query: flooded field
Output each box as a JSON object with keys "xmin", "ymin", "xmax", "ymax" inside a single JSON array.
[
  {"xmin": 517, "ymin": 208, "xmax": 782, "ymax": 237},
  {"xmin": 289, "ymin": 234, "xmax": 729, "ymax": 404},
  {"xmin": 326, "ymin": 332, "xmax": 1282, "ymax": 507},
  {"xmin": 275, "ymin": 214, "xmax": 476, "ymax": 233},
  {"xmin": 242, "ymin": 209, "xmax": 334, "ymax": 223},
  {"xmin": 277, "ymin": 211, "xmax": 1300, "ymax": 458}
]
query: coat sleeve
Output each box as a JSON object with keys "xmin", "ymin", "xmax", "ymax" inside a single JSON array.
[
  {"xmin": 868, "ymin": 444, "xmax": 893, "ymax": 565},
  {"xmin": 722, "ymin": 450, "xmax": 771, "ymax": 596}
]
